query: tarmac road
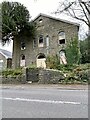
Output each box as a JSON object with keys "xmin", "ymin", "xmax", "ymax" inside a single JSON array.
[{"xmin": 0, "ymin": 84, "xmax": 88, "ymax": 118}]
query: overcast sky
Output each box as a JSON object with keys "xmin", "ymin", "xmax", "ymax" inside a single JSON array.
[{"xmin": 0, "ymin": 0, "xmax": 88, "ymax": 52}]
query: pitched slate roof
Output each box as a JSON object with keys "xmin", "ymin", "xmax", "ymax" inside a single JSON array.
[
  {"xmin": 0, "ymin": 49, "xmax": 12, "ymax": 59},
  {"xmin": 33, "ymin": 13, "xmax": 80, "ymax": 27}
]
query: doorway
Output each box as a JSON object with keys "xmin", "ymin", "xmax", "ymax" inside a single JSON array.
[
  {"xmin": 36, "ymin": 53, "xmax": 46, "ymax": 68},
  {"xmin": 59, "ymin": 50, "xmax": 67, "ymax": 64}
]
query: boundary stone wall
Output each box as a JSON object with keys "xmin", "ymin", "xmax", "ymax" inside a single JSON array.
[{"xmin": 26, "ymin": 68, "xmax": 64, "ymax": 84}]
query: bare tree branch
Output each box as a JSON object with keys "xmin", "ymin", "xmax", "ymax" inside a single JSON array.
[
  {"xmin": 55, "ymin": 0, "xmax": 90, "ymax": 28},
  {"xmin": 79, "ymin": 2, "xmax": 90, "ymax": 24},
  {"xmin": 82, "ymin": 2, "xmax": 90, "ymax": 15}
]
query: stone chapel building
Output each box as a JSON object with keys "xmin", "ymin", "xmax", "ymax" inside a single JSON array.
[{"xmin": 12, "ymin": 13, "xmax": 79, "ymax": 69}]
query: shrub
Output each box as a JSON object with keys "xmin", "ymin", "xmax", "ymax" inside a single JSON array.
[
  {"xmin": 46, "ymin": 54, "xmax": 79, "ymax": 72},
  {"xmin": 28, "ymin": 64, "xmax": 37, "ymax": 69},
  {"xmin": 65, "ymin": 64, "xmax": 90, "ymax": 84},
  {"xmin": 56, "ymin": 64, "xmax": 78, "ymax": 72},
  {"xmin": 2, "ymin": 68, "xmax": 23, "ymax": 77},
  {"xmin": 46, "ymin": 55, "xmax": 60, "ymax": 69},
  {"xmin": 80, "ymin": 35, "xmax": 90, "ymax": 64},
  {"xmin": 65, "ymin": 38, "xmax": 80, "ymax": 64}
]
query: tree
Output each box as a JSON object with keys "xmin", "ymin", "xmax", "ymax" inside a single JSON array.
[
  {"xmin": 55, "ymin": 0, "xmax": 90, "ymax": 29},
  {"xmin": 2, "ymin": 1, "xmax": 35, "ymax": 43},
  {"xmin": 65, "ymin": 38, "xmax": 80, "ymax": 64},
  {"xmin": 80, "ymin": 36, "xmax": 90, "ymax": 63}
]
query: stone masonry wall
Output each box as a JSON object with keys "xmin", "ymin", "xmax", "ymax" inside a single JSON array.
[
  {"xmin": 2, "ymin": 68, "xmax": 64, "ymax": 84},
  {"xmin": 38, "ymin": 69, "xmax": 64, "ymax": 84},
  {"xmin": 26, "ymin": 68, "xmax": 39, "ymax": 82},
  {"xmin": 12, "ymin": 14, "xmax": 79, "ymax": 68},
  {"xmin": 26, "ymin": 68, "xmax": 64, "ymax": 84}
]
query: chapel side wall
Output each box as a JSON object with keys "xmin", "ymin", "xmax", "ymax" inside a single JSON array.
[
  {"xmin": 12, "ymin": 37, "xmax": 21, "ymax": 69},
  {"xmin": 25, "ymin": 38, "xmax": 35, "ymax": 67}
]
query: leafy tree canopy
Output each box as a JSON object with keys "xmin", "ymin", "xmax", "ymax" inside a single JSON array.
[{"xmin": 2, "ymin": 1, "xmax": 35, "ymax": 43}]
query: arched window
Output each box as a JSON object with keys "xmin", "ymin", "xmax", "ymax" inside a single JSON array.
[
  {"xmin": 37, "ymin": 53, "xmax": 46, "ymax": 59},
  {"xmin": 22, "ymin": 55, "xmax": 25, "ymax": 60},
  {"xmin": 20, "ymin": 54, "xmax": 25, "ymax": 67},
  {"xmin": 58, "ymin": 31, "xmax": 65, "ymax": 44},
  {"xmin": 21, "ymin": 41, "xmax": 26, "ymax": 50},
  {"xmin": 39, "ymin": 19, "xmax": 43, "ymax": 23},
  {"xmin": 38, "ymin": 35, "xmax": 44, "ymax": 47}
]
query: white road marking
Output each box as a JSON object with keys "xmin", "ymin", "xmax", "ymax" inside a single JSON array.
[{"xmin": 1, "ymin": 97, "xmax": 81, "ymax": 105}]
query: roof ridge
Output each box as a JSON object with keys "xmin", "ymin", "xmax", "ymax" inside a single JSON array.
[{"xmin": 33, "ymin": 13, "xmax": 80, "ymax": 26}]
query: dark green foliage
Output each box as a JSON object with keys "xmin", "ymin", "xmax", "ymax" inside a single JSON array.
[
  {"xmin": 2, "ymin": 68, "xmax": 23, "ymax": 77},
  {"xmin": 61, "ymin": 63, "xmax": 90, "ymax": 84},
  {"xmin": 56, "ymin": 64, "xmax": 78, "ymax": 72},
  {"xmin": 80, "ymin": 35, "xmax": 90, "ymax": 63},
  {"xmin": 72, "ymin": 63, "xmax": 90, "ymax": 83},
  {"xmin": 46, "ymin": 55, "xmax": 60, "ymax": 69},
  {"xmin": 2, "ymin": 1, "xmax": 35, "ymax": 43},
  {"xmin": 46, "ymin": 53, "xmax": 89, "ymax": 84},
  {"xmin": 46, "ymin": 54, "xmax": 79, "ymax": 72},
  {"xmin": 65, "ymin": 38, "xmax": 80, "ymax": 64}
]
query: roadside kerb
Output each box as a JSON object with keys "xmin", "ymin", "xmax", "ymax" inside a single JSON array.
[{"xmin": 0, "ymin": 84, "xmax": 88, "ymax": 90}]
